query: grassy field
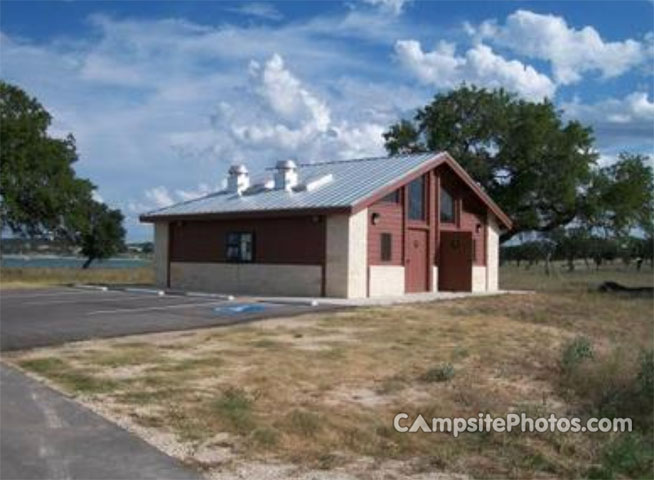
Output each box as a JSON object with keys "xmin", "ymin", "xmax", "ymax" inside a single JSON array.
[
  {"xmin": 0, "ymin": 266, "xmax": 154, "ymax": 289},
  {"xmin": 4, "ymin": 265, "xmax": 654, "ymax": 479},
  {"xmin": 500, "ymin": 261, "xmax": 654, "ymax": 292}
]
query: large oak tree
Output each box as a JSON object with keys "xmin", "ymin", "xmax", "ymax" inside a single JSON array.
[
  {"xmin": 384, "ymin": 86, "xmax": 599, "ymax": 242},
  {"xmin": 0, "ymin": 81, "xmax": 125, "ymax": 267}
]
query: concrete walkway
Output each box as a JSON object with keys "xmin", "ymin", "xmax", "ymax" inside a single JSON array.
[
  {"xmin": 0, "ymin": 363, "xmax": 200, "ymax": 480},
  {"xmin": 80, "ymin": 283, "xmax": 531, "ymax": 308},
  {"xmin": 254, "ymin": 289, "xmax": 532, "ymax": 307}
]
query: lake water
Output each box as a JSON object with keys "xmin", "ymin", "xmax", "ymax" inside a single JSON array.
[{"xmin": 1, "ymin": 255, "xmax": 151, "ymax": 269}]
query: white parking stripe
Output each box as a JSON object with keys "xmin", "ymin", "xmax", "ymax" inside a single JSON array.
[
  {"xmin": 86, "ymin": 301, "xmax": 223, "ymax": 316},
  {"xmin": 0, "ymin": 289, "xmax": 105, "ymax": 299},
  {"xmin": 21, "ymin": 294, "xmax": 162, "ymax": 306}
]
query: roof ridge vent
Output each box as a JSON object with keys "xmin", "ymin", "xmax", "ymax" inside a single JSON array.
[
  {"xmin": 227, "ymin": 164, "xmax": 250, "ymax": 195},
  {"xmin": 274, "ymin": 159, "xmax": 298, "ymax": 191},
  {"xmin": 294, "ymin": 173, "xmax": 333, "ymax": 192}
]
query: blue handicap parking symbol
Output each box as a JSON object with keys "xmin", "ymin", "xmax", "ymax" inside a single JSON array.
[{"xmin": 213, "ymin": 303, "xmax": 267, "ymax": 315}]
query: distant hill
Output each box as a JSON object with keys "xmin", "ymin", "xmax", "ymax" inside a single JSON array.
[
  {"xmin": 1, "ymin": 237, "xmax": 75, "ymax": 255},
  {"xmin": 1, "ymin": 237, "xmax": 152, "ymax": 256}
]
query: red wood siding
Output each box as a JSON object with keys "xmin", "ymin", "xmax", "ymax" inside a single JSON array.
[
  {"xmin": 406, "ymin": 229, "xmax": 429, "ymax": 292},
  {"xmin": 170, "ymin": 216, "xmax": 325, "ymax": 264},
  {"xmin": 368, "ymin": 194, "xmax": 404, "ymax": 265},
  {"xmin": 437, "ymin": 166, "xmax": 487, "ymax": 266},
  {"xmin": 366, "ymin": 164, "xmax": 490, "ymax": 293}
]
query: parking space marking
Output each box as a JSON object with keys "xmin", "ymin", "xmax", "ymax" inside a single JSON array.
[
  {"xmin": 0, "ymin": 289, "xmax": 107, "ymax": 300},
  {"xmin": 21, "ymin": 294, "xmax": 169, "ymax": 306},
  {"xmin": 86, "ymin": 300, "xmax": 224, "ymax": 316}
]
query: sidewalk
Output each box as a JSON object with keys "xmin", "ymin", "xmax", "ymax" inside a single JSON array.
[{"xmin": 0, "ymin": 363, "xmax": 200, "ymax": 480}]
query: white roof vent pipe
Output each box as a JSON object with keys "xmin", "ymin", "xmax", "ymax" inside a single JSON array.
[
  {"xmin": 274, "ymin": 159, "xmax": 299, "ymax": 191},
  {"xmin": 227, "ymin": 164, "xmax": 250, "ymax": 195}
]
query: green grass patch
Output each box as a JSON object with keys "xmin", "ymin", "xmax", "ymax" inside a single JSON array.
[
  {"xmin": 212, "ymin": 387, "xmax": 254, "ymax": 433},
  {"xmin": 284, "ymin": 409, "xmax": 322, "ymax": 437},
  {"xmin": 19, "ymin": 357, "xmax": 118, "ymax": 394},
  {"xmin": 420, "ymin": 363, "xmax": 455, "ymax": 383}
]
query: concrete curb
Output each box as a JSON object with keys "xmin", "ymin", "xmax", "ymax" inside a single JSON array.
[
  {"xmin": 72, "ymin": 284, "xmax": 109, "ymax": 292},
  {"xmin": 254, "ymin": 298, "xmax": 320, "ymax": 307},
  {"xmin": 166, "ymin": 290, "xmax": 235, "ymax": 301},
  {"xmin": 123, "ymin": 287, "xmax": 165, "ymax": 296}
]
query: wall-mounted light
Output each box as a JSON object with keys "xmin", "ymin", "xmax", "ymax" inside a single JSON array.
[
  {"xmin": 311, "ymin": 215, "xmax": 322, "ymax": 224},
  {"xmin": 475, "ymin": 223, "xmax": 482, "ymax": 234},
  {"xmin": 371, "ymin": 212, "xmax": 381, "ymax": 225}
]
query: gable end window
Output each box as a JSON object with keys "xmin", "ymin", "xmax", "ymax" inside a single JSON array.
[
  {"xmin": 440, "ymin": 188, "xmax": 455, "ymax": 223},
  {"xmin": 380, "ymin": 233, "xmax": 392, "ymax": 261},
  {"xmin": 380, "ymin": 190, "xmax": 400, "ymax": 203},
  {"xmin": 226, "ymin": 232, "xmax": 254, "ymax": 262},
  {"xmin": 408, "ymin": 177, "xmax": 425, "ymax": 221}
]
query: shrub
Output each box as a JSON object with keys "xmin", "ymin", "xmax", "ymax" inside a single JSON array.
[
  {"xmin": 420, "ymin": 363, "xmax": 455, "ymax": 383},
  {"xmin": 250, "ymin": 427, "xmax": 279, "ymax": 447},
  {"xmin": 636, "ymin": 349, "xmax": 653, "ymax": 402},
  {"xmin": 286, "ymin": 409, "xmax": 322, "ymax": 437},
  {"xmin": 560, "ymin": 336, "xmax": 594, "ymax": 372},
  {"xmin": 213, "ymin": 387, "xmax": 253, "ymax": 432},
  {"xmin": 587, "ymin": 434, "xmax": 654, "ymax": 479}
]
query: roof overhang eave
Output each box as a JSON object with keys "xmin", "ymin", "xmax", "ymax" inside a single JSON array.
[{"xmin": 139, "ymin": 205, "xmax": 352, "ymax": 223}]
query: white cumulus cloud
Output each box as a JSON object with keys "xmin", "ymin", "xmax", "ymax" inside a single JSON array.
[
  {"xmin": 249, "ymin": 54, "xmax": 331, "ymax": 132},
  {"xmin": 361, "ymin": 0, "xmax": 412, "ymax": 16},
  {"xmin": 472, "ymin": 10, "xmax": 647, "ymax": 84},
  {"xmin": 394, "ymin": 39, "xmax": 556, "ymax": 100},
  {"xmin": 225, "ymin": 2, "xmax": 283, "ymax": 21},
  {"xmin": 211, "ymin": 53, "xmax": 387, "ymax": 158},
  {"xmin": 562, "ymin": 92, "xmax": 654, "ymax": 149},
  {"xmin": 144, "ymin": 186, "xmax": 174, "ymax": 208}
]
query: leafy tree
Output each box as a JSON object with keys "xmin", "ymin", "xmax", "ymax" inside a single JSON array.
[
  {"xmin": 78, "ymin": 202, "xmax": 126, "ymax": 269},
  {"xmin": 0, "ymin": 81, "xmax": 95, "ymax": 238},
  {"xmin": 384, "ymin": 85, "xmax": 598, "ymax": 242},
  {"xmin": 584, "ymin": 153, "xmax": 654, "ymax": 237},
  {"xmin": 0, "ymin": 81, "xmax": 125, "ymax": 267}
]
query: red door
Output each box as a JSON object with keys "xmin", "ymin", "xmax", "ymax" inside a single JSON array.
[
  {"xmin": 439, "ymin": 231, "xmax": 472, "ymax": 291},
  {"xmin": 405, "ymin": 229, "xmax": 429, "ymax": 293}
]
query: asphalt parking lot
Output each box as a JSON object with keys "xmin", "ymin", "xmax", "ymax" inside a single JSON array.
[{"xmin": 0, "ymin": 287, "xmax": 332, "ymax": 351}]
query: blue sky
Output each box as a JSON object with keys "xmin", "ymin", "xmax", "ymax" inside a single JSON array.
[{"xmin": 2, "ymin": 0, "xmax": 653, "ymax": 241}]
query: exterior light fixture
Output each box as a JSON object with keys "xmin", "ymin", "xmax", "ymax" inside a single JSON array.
[
  {"xmin": 371, "ymin": 212, "xmax": 381, "ymax": 225},
  {"xmin": 476, "ymin": 223, "xmax": 481, "ymax": 234}
]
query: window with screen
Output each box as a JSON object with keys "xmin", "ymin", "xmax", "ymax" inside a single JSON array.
[
  {"xmin": 440, "ymin": 188, "xmax": 455, "ymax": 223},
  {"xmin": 408, "ymin": 177, "xmax": 425, "ymax": 221},
  {"xmin": 380, "ymin": 233, "xmax": 392, "ymax": 261},
  {"xmin": 226, "ymin": 232, "xmax": 254, "ymax": 262},
  {"xmin": 380, "ymin": 190, "xmax": 399, "ymax": 203}
]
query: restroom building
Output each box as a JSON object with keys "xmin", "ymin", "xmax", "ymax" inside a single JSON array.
[{"xmin": 140, "ymin": 152, "xmax": 512, "ymax": 298}]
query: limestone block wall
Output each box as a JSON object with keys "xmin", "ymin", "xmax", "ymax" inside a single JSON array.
[
  {"xmin": 169, "ymin": 262, "xmax": 322, "ymax": 296},
  {"xmin": 325, "ymin": 209, "xmax": 368, "ymax": 298},
  {"xmin": 486, "ymin": 215, "xmax": 500, "ymax": 291},
  {"xmin": 472, "ymin": 265, "xmax": 487, "ymax": 292},
  {"xmin": 432, "ymin": 266, "xmax": 439, "ymax": 292},
  {"xmin": 154, "ymin": 222, "xmax": 169, "ymax": 288},
  {"xmin": 369, "ymin": 265, "xmax": 405, "ymax": 297}
]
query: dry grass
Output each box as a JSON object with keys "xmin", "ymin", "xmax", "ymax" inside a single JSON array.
[
  {"xmin": 0, "ymin": 267, "xmax": 154, "ymax": 289},
  {"xmin": 500, "ymin": 261, "xmax": 654, "ymax": 292},
  {"xmin": 4, "ymin": 266, "xmax": 653, "ymax": 478},
  {"xmin": 7, "ymin": 287, "xmax": 653, "ymax": 477}
]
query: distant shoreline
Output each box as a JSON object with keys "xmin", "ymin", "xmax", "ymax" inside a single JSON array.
[{"xmin": 1, "ymin": 255, "xmax": 152, "ymax": 269}]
